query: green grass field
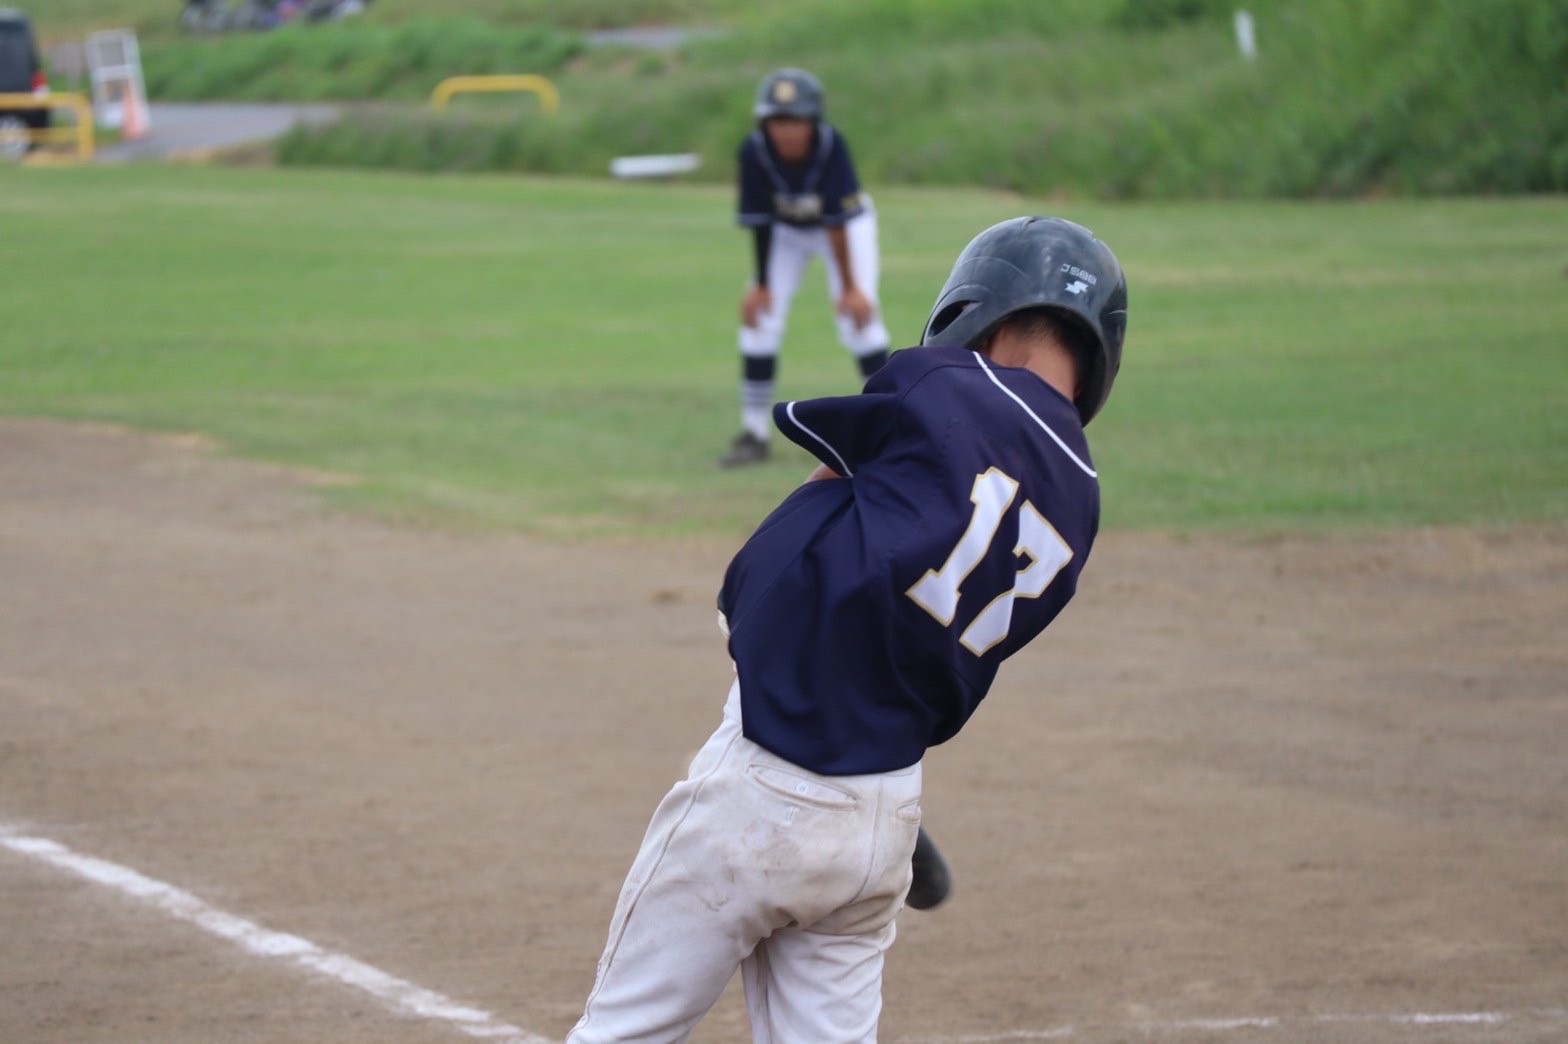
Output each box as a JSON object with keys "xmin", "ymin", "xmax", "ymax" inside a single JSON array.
[{"xmin": 3, "ymin": 165, "xmax": 1564, "ymax": 539}]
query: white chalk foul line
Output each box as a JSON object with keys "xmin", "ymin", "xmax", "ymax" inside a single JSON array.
[
  {"xmin": 0, "ymin": 827, "xmax": 551, "ymax": 1044},
  {"xmin": 9, "ymin": 826, "xmax": 1564, "ymax": 1044}
]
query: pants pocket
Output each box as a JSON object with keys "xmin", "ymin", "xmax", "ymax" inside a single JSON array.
[{"xmin": 746, "ymin": 763, "xmax": 860, "ymax": 811}]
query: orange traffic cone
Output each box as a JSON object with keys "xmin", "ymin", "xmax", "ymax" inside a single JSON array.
[{"xmin": 122, "ymin": 85, "xmax": 148, "ymax": 141}]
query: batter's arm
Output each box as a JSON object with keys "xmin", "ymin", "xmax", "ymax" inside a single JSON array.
[{"xmin": 804, "ymin": 463, "xmax": 842, "ymax": 482}]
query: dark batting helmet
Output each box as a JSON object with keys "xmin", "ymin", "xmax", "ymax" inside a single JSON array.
[
  {"xmin": 923, "ymin": 216, "xmax": 1128, "ymax": 425},
  {"xmin": 753, "ymin": 68, "xmax": 825, "ymax": 122}
]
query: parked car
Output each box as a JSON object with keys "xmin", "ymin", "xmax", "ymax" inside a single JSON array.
[{"xmin": 0, "ymin": 7, "xmax": 48, "ymax": 161}]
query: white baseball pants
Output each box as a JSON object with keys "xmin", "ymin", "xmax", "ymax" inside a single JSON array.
[
  {"xmin": 739, "ymin": 203, "xmax": 891, "ymax": 360},
  {"xmin": 567, "ymin": 680, "xmax": 923, "ymax": 1043}
]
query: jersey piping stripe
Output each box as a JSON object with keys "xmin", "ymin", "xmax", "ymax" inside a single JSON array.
[
  {"xmin": 783, "ymin": 400, "xmax": 854, "ymax": 477},
  {"xmin": 974, "ymin": 355, "xmax": 1098, "ymax": 479}
]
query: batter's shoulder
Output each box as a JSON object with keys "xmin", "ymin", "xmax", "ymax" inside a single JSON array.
[{"xmin": 870, "ymin": 345, "xmax": 984, "ymax": 393}]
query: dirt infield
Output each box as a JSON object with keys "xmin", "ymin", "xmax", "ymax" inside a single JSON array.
[{"xmin": 3, "ymin": 418, "xmax": 1565, "ymax": 1043}]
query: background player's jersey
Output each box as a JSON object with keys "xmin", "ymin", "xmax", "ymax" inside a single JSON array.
[
  {"xmin": 737, "ymin": 123, "xmax": 866, "ymax": 230},
  {"xmin": 719, "ymin": 345, "xmax": 1101, "ymax": 775}
]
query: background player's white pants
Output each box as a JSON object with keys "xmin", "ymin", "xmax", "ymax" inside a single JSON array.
[
  {"xmin": 739, "ymin": 203, "xmax": 891, "ymax": 360},
  {"xmin": 567, "ymin": 681, "xmax": 923, "ymax": 1044}
]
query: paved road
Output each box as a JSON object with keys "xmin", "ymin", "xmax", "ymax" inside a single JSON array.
[
  {"xmin": 95, "ymin": 102, "xmax": 341, "ymax": 163},
  {"xmin": 85, "ymin": 24, "xmax": 720, "ymax": 165},
  {"xmin": 86, "ymin": 24, "xmax": 711, "ymax": 164}
]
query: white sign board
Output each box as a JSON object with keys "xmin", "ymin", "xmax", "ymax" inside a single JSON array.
[
  {"xmin": 86, "ymin": 29, "xmax": 151, "ymax": 137},
  {"xmin": 609, "ymin": 154, "xmax": 702, "ymax": 180},
  {"xmin": 1234, "ymin": 9, "xmax": 1258, "ymax": 63}
]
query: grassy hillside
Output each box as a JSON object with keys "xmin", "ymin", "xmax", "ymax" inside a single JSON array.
[
  {"xmin": 2, "ymin": 165, "xmax": 1563, "ymax": 538},
  {"xmin": 31, "ymin": 0, "xmax": 1568, "ymax": 198}
]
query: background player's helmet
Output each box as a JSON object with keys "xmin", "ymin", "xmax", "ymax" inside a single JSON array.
[
  {"xmin": 922, "ymin": 216, "xmax": 1128, "ymax": 425},
  {"xmin": 753, "ymin": 68, "xmax": 825, "ymax": 122}
]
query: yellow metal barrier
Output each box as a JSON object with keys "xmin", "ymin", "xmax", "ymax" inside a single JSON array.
[
  {"xmin": 430, "ymin": 75, "xmax": 559, "ymax": 116},
  {"xmin": 0, "ymin": 92, "xmax": 96, "ymax": 162}
]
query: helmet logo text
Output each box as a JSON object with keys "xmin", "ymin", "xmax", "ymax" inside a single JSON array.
[
  {"xmin": 774, "ymin": 80, "xmax": 798, "ymax": 103},
  {"xmin": 1059, "ymin": 263, "xmax": 1098, "ymax": 287}
]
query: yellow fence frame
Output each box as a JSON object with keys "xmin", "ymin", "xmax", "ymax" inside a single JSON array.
[
  {"xmin": 0, "ymin": 92, "xmax": 96, "ymax": 162},
  {"xmin": 430, "ymin": 75, "xmax": 559, "ymax": 116}
]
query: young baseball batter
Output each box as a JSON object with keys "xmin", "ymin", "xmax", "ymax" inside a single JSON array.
[
  {"xmin": 569, "ymin": 216, "xmax": 1129, "ymax": 1042},
  {"xmin": 719, "ymin": 67, "xmax": 892, "ymax": 468}
]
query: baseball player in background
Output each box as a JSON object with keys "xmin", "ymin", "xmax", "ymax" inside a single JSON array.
[
  {"xmin": 719, "ymin": 67, "xmax": 893, "ymax": 468},
  {"xmin": 569, "ymin": 217, "xmax": 1129, "ymax": 1042}
]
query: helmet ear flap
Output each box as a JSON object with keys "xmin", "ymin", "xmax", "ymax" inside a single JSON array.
[{"xmin": 925, "ymin": 300, "xmax": 978, "ymax": 343}]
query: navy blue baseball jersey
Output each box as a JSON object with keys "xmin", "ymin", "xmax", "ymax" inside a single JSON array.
[
  {"xmin": 737, "ymin": 123, "xmax": 866, "ymax": 230},
  {"xmin": 718, "ymin": 345, "xmax": 1101, "ymax": 775}
]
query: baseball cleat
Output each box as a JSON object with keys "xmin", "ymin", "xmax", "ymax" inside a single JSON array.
[
  {"xmin": 906, "ymin": 826, "xmax": 953, "ymax": 910},
  {"xmin": 718, "ymin": 432, "xmax": 770, "ymax": 468}
]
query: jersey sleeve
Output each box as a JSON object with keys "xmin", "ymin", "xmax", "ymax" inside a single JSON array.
[
  {"xmin": 773, "ymin": 393, "xmax": 896, "ymax": 477},
  {"xmin": 817, "ymin": 129, "xmax": 866, "ymax": 227},
  {"xmin": 771, "ymin": 347, "xmax": 936, "ymax": 475},
  {"xmin": 736, "ymin": 136, "xmax": 774, "ymax": 228}
]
